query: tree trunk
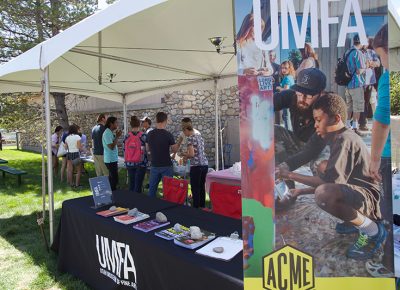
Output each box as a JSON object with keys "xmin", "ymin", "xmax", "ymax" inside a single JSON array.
[
  {"xmin": 53, "ymin": 93, "xmax": 69, "ymax": 129},
  {"xmin": 34, "ymin": 0, "xmax": 44, "ymax": 42}
]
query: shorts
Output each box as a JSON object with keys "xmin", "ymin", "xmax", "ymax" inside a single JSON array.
[
  {"xmin": 345, "ymin": 87, "xmax": 365, "ymax": 113},
  {"xmin": 67, "ymin": 152, "xmax": 80, "ymax": 161},
  {"xmin": 339, "ymin": 184, "xmax": 381, "ymax": 221}
]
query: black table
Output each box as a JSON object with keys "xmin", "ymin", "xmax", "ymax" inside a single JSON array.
[{"xmin": 52, "ymin": 190, "xmax": 243, "ymax": 290}]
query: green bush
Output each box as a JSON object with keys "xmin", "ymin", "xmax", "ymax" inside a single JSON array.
[{"xmin": 390, "ymin": 72, "xmax": 400, "ymax": 115}]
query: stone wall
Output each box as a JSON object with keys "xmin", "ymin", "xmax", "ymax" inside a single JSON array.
[{"xmin": 21, "ymin": 86, "xmax": 240, "ymax": 166}]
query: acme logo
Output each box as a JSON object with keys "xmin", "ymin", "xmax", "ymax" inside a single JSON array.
[{"xmin": 263, "ymin": 245, "xmax": 315, "ymax": 290}]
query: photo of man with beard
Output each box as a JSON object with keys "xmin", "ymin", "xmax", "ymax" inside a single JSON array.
[{"xmin": 273, "ymin": 68, "xmax": 329, "ymax": 176}]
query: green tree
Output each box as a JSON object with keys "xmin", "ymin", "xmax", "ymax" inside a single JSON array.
[
  {"xmin": 0, "ymin": 0, "xmax": 99, "ymax": 128},
  {"xmin": 390, "ymin": 72, "xmax": 400, "ymax": 115},
  {"xmin": 0, "ymin": 94, "xmax": 42, "ymax": 131}
]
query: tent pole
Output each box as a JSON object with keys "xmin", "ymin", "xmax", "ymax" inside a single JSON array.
[
  {"xmin": 214, "ymin": 78, "xmax": 219, "ymax": 171},
  {"xmin": 98, "ymin": 31, "xmax": 102, "ymax": 85},
  {"xmin": 122, "ymin": 94, "xmax": 127, "ymax": 136},
  {"xmin": 43, "ymin": 67, "xmax": 54, "ymax": 244},
  {"xmin": 220, "ymin": 113, "xmax": 224, "ymax": 170}
]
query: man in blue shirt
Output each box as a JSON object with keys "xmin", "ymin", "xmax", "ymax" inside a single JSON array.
[
  {"xmin": 345, "ymin": 34, "xmax": 366, "ymax": 135},
  {"xmin": 102, "ymin": 116, "xmax": 122, "ymax": 190}
]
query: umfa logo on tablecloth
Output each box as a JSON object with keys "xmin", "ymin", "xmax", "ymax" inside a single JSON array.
[{"xmin": 96, "ymin": 234, "xmax": 137, "ymax": 289}]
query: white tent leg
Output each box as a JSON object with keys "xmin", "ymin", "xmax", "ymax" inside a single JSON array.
[
  {"xmin": 214, "ymin": 78, "xmax": 219, "ymax": 171},
  {"xmin": 123, "ymin": 94, "xmax": 127, "ymax": 136},
  {"xmin": 43, "ymin": 67, "xmax": 54, "ymax": 244},
  {"xmin": 220, "ymin": 114, "xmax": 224, "ymax": 170}
]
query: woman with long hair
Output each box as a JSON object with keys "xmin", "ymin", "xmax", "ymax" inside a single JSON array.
[
  {"xmin": 236, "ymin": 13, "xmax": 273, "ymax": 76},
  {"xmin": 181, "ymin": 123, "xmax": 208, "ymax": 208},
  {"xmin": 296, "ymin": 42, "xmax": 319, "ymax": 76},
  {"xmin": 64, "ymin": 124, "xmax": 82, "ymax": 188},
  {"xmin": 124, "ymin": 116, "xmax": 147, "ymax": 193},
  {"xmin": 103, "ymin": 116, "xmax": 122, "ymax": 191},
  {"xmin": 276, "ymin": 60, "xmax": 296, "ymax": 130},
  {"xmin": 51, "ymin": 126, "xmax": 63, "ymax": 176}
]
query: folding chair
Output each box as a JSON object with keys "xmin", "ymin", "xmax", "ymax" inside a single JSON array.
[
  {"xmin": 162, "ymin": 176, "xmax": 188, "ymax": 205},
  {"xmin": 209, "ymin": 182, "xmax": 242, "ymax": 219}
]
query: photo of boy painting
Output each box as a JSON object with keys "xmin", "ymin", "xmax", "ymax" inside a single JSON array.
[{"xmin": 277, "ymin": 93, "xmax": 387, "ymax": 262}]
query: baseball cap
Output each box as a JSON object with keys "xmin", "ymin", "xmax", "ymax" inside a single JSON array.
[
  {"xmin": 290, "ymin": 68, "xmax": 326, "ymax": 96},
  {"xmin": 140, "ymin": 116, "xmax": 150, "ymax": 122}
]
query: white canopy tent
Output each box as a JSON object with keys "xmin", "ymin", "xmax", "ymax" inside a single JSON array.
[
  {"xmin": 390, "ymin": 0, "xmax": 400, "ymax": 71},
  {"xmin": 0, "ymin": 0, "xmax": 237, "ymax": 243},
  {"xmin": 1, "ymin": 0, "xmax": 399, "ymax": 243}
]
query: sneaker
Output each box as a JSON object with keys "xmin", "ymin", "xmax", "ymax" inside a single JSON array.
[
  {"xmin": 346, "ymin": 222, "xmax": 387, "ymax": 260},
  {"xmin": 335, "ymin": 222, "xmax": 358, "ymax": 234},
  {"xmin": 365, "ymin": 261, "xmax": 394, "ymax": 278},
  {"xmin": 359, "ymin": 125, "xmax": 369, "ymax": 131}
]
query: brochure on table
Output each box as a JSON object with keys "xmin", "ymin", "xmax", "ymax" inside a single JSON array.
[
  {"xmin": 89, "ymin": 176, "xmax": 113, "ymax": 208},
  {"xmin": 155, "ymin": 225, "xmax": 190, "ymax": 240},
  {"xmin": 133, "ymin": 219, "xmax": 170, "ymax": 232},
  {"xmin": 174, "ymin": 229, "xmax": 216, "ymax": 249},
  {"xmin": 113, "ymin": 211, "xmax": 150, "ymax": 225},
  {"xmin": 196, "ymin": 236, "xmax": 243, "ymax": 262}
]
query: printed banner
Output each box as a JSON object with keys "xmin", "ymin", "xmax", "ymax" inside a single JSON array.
[{"xmin": 236, "ymin": 0, "xmax": 395, "ymax": 289}]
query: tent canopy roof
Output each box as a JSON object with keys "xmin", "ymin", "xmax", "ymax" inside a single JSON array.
[
  {"xmin": 1, "ymin": 0, "xmax": 399, "ymax": 96},
  {"xmin": 0, "ymin": 0, "xmax": 237, "ymax": 104}
]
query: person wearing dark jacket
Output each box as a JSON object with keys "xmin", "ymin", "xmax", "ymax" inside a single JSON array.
[{"xmin": 274, "ymin": 68, "xmax": 327, "ymax": 175}]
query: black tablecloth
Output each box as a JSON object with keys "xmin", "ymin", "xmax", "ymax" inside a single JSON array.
[{"xmin": 52, "ymin": 190, "xmax": 243, "ymax": 290}]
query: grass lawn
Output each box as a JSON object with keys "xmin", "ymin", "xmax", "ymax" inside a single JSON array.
[
  {"xmin": 0, "ymin": 147, "xmax": 200, "ymax": 289},
  {"xmin": 0, "ymin": 147, "xmax": 128, "ymax": 290}
]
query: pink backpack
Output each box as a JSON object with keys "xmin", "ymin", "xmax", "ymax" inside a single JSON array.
[{"xmin": 124, "ymin": 132, "xmax": 144, "ymax": 163}]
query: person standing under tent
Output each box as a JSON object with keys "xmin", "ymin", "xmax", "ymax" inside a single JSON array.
[
  {"xmin": 141, "ymin": 116, "xmax": 153, "ymax": 134},
  {"xmin": 146, "ymin": 112, "xmax": 179, "ymax": 198},
  {"xmin": 102, "ymin": 116, "xmax": 122, "ymax": 191},
  {"xmin": 51, "ymin": 126, "xmax": 63, "ymax": 176},
  {"xmin": 181, "ymin": 123, "xmax": 208, "ymax": 208},
  {"xmin": 60, "ymin": 129, "xmax": 69, "ymax": 182},
  {"xmin": 64, "ymin": 124, "xmax": 82, "ymax": 189},
  {"xmin": 91, "ymin": 113, "xmax": 109, "ymax": 177},
  {"xmin": 174, "ymin": 117, "xmax": 201, "ymax": 161},
  {"xmin": 124, "ymin": 116, "xmax": 147, "ymax": 193}
]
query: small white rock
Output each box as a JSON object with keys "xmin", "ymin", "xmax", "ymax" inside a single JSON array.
[{"xmin": 156, "ymin": 212, "xmax": 168, "ymax": 223}]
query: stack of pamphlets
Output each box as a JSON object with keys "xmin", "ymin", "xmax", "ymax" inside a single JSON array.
[
  {"xmin": 155, "ymin": 225, "xmax": 190, "ymax": 240},
  {"xmin": 113, "ymin": 211, "xmax": 150, "ymax": 225},
  {"xmin": 132, "ymin": 219, "xmax": 170, "ymax": 232},
  {"xmin": 96, "ymin": 207, "xmax": 128, "ymax": 217}
]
